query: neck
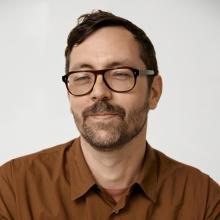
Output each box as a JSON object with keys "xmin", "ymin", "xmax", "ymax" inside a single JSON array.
[{"xmin": 80, "ymin": 126, "xmax": 147, "ymax": 190}]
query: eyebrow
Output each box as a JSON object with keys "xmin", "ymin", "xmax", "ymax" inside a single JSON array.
[
  {"xmin": 69, "ymin": 63, "xmax": 93, "ymax": 71},
  {"xmin": 69, "ymin": 60, "xmax": 133, "ymax": 71}
]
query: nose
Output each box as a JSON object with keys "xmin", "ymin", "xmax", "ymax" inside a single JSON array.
[{"xmin": 89, "ymin": 75, "xmax": 112, "ymax": 101}]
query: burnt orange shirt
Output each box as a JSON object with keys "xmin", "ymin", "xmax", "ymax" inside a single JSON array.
[{"xmin": 0, "ymin": 138, "xmax": 220, "ymax": 219}]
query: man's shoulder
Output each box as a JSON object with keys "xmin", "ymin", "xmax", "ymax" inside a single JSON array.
[
  {"xmin": 152, "ymin": 146, "xmax": 220, "ymax": 218},
  {"xmin": 152, "ymin": 147, "xmax": 212, "ymax": 184},
  {"xmin": 0, "ymin": 139, "xmax": 76, "ymax": 175}
]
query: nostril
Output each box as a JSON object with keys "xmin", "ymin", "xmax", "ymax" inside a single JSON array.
[
  {"xmin": 92, "ymin": 95, "xmax": 109, "ymax": 101},
  {"xmin": 89, "ymin": 75, "xmax": 112, "ymax": 101}
]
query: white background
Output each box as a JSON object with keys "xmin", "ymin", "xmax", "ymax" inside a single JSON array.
[{"xmin": 0, "ymin": 0, "xmax": 219, "ymax": 183}]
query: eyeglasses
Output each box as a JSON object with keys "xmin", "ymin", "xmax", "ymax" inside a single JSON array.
[{"xmin": 62, "ymin": 66, "xmax": 155, "ymax": 96}]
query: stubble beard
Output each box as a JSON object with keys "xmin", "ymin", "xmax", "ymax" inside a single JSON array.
[{"xmin": 72, "ymin": 101, "xmax": 148, "ymax": 152}]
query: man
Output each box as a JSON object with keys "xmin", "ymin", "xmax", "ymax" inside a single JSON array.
[{"xmin": 0, "ymin": 10, "xmax": 220, "ymax": 219}]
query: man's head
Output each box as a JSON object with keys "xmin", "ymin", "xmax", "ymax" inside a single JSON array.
[
  {"xmin": 65, "ymin": 10, "xmax": 158, "ymax": 88},
  {"xmin": 63, "ymin": 10, "xmax": 162, "ymax": 151}
]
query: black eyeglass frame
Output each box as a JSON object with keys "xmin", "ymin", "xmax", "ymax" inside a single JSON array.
[{"xmin": 62, "ymin": 66, "xmax": 155, "ymax": 96}]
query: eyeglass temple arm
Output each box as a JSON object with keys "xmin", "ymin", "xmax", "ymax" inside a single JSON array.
[{"xmin": 139, "ymin": 69, "xmax": 155, "ymax": 76}]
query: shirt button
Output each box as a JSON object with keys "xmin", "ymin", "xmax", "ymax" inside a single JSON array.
[{"xmin": 114, "ymin": 209, "xmax": 119, "ymax": 214}]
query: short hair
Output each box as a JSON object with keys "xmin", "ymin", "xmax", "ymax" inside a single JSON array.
[{"xmin": 65, "ymin": 10, "xmax": 158, "ymax": 87}]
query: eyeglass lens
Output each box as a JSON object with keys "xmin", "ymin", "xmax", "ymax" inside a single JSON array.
[{"xmin": 67, "ymin": 68, "xmax": 136, "ymax": 95}]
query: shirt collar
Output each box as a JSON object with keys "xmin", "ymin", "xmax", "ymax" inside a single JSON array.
[
  {"xmin": 68, "ymin": 138, "xmax": 96, "ymax": 200},
  {"xmin": 68, "ymin": 138, "xmax": 158, "ymax": 202},
  {"xmin": 135, "ymin": 142, "xmax": 158, "ymax": 203}
]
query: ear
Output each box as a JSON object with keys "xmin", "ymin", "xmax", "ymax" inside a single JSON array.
[{"xmin": 148, "ymin": 74, "xmax": 163, "ymax": 110}]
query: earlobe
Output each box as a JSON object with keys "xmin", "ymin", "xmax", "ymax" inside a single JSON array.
[{"xmin": 148, "ymin": 75, "xmax": 163, "ymax": 110}]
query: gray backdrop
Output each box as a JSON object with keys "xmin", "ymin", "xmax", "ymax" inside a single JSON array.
[{"xmin": 0, "ymin": 0, "xmax": 219, "ymax": 183}]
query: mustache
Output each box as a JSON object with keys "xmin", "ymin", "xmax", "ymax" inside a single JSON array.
[{"xmin": 82, "ymin": 101, "xmax": 126, "ymax": 119}]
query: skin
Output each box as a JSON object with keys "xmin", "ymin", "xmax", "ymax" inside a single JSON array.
[{"xmin": 68, "ymin": 26, "xmax": 162, "ymax": 199}]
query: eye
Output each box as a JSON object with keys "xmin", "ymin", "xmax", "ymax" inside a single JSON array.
[
  {"xmin": 111, "ymin": 69, "xmax": 133, "ymax": 80},
  {"xmin": 73, "ymin": 75, "xmax": 90, "ymax": 82},
  {"xmin": 69, "ymin": 72, "xmax": 93, "ymax": 84}
]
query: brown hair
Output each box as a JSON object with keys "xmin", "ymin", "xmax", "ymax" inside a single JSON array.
[{"xmin": 65, "ymin": 10, "xmax": 158, "ymax": 86}]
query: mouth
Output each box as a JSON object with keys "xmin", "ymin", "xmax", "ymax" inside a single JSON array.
[
  {"xmin": 87, "ymin": 112, "xmax": 121, "ymax": 120},
  {"xmin": 82, "ymin": 101, "xmax": 126, "ymax": 122}
]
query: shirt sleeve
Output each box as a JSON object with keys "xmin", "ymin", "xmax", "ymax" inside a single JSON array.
[
  {"xmin": 0, "ymin": 161, "xmax": 18, "ymax": 220},
  {"xmin": 205, "ymin": 177, "xmax": 220, "ymax": 220}
]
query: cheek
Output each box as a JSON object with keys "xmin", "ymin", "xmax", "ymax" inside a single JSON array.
[
  {"xmin": 69, "ymin": 98, "xmax": 83, "ymax": 116},
  {"xmin": 116, "ymin": 92, "xmax": 147, "ymax": 110}
]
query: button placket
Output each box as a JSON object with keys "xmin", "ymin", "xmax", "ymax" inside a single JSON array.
[{"xmin": 113, "ymin": 209, "xmax": 119, "ymax": 214}]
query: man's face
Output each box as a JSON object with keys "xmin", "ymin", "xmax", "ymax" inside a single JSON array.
[{"xmin": 68, "ymin": 27, "xmax": 160, "ymax": 151}]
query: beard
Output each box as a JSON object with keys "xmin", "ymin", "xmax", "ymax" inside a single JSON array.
[{"xmin": 72, "ymin": 100, "xmax": 148, "ymax": 152}]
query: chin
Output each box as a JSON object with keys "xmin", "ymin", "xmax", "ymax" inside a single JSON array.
[
  {"xmin": 81, "ymin": 129, "xmax": 123, "ymax": 151},
  {"xmin": 91, "ymin": 129, "xmax": 120, "ymax": 144}
]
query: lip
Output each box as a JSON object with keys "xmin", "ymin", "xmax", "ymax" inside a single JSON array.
[{"xmin": 87, "ymin": 113, "xmax": 120, "ymax": 120}]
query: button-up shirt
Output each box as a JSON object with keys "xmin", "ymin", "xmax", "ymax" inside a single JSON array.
[{"xmin": 1, "ymin": 138, "xmax": 220, "ymax": 219}]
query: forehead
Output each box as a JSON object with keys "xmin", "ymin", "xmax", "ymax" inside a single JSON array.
[{"xmin": 69, "ymin": 26, "xmax": 145, "ymax": 70}]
